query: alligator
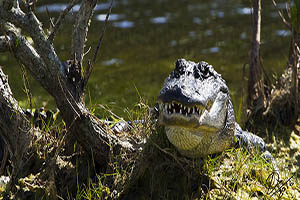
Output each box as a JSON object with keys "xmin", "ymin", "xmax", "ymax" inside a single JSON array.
[
  {"xmin": 157, "ymin": 58, "xmax": 268, "ymax": 158},
  {"xmin": 113, "ymin": 58, "xmax": 275, "ymax": 167}
]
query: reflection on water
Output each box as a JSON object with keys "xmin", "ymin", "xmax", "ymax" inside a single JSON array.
[
  {"xmin": 150, "ymin": 16, "xmax": 168, "ymax": 24},
  {"xmin": 3, "ymin": 0, "xmax": 290, "ymax": 118},
  {"xmin": 275, "ymin": 30, "xmax": 291, "ymax": 37},
  {"xmin": 193, "ymin": 17, "xmax": 202, "ymax": 24},
  {"xmin": 37, "ymin": 2, "xmax": 112, "ymax": 12},
  {"xmin": 102, "ymin": 58, "xmax": 123, "ymax": 66},
  {"xmin": 204, "ymin": 30, "xmax": 213, "ymax": 36},
  {"xmin": 37, "ymin": 4, "xmax": 70, "ymax": 12},
  {"xmin": 236, "ymin": 7, "xmax": 252, "ymax": 15},
  {"xmin": 96, "ymin": 14, "xmax": 124, "ymax": 21},
  {"xmin": 112, "ymin": 20, "xmax": 134, "ymax": 28},
  {"xmin": 240, "ymin": 32, "xmax": 247, "ymax": 39},
  {"xmin": 201, "ymin": 47, "xmax": 220, "ymax": 54},
  {"xmin": 210, "ymin": 10, "xmax": 224, "ymax": 18}
]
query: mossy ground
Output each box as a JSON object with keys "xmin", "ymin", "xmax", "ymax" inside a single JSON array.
[{"xmin": 0, "ymin": 103, "xmax": 299, "ymax": 200}]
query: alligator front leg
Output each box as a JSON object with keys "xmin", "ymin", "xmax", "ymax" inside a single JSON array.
[{"xmin": 234, "ymin": 123, "xmax": 278, "ymax": 172}]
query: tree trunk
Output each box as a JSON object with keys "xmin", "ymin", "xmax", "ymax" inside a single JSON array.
[
  {"xmin": 0, "ymin": 67, "xmax": 32, "ymax": 174},
  {"xmin": 246, "ymin": 1, "xmax": 300, "ymax": 129},
  {"xmin": 248, "ymin": 0, "xmax": 266, "ymax": 113},
  {"xmin": 0, "ymin": 0, "xmax": 136, "ymax": 176}
]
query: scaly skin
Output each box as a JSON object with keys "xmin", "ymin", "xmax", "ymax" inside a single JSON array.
[
  {"xmin": 158, "ymin": 59, "xmax": 268, "ymax": 158},
  {"xmin": 112, "ymin": 58, "xmax": 275, "ymax": 169}
]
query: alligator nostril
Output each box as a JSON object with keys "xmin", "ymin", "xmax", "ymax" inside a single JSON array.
[{"xmin": 194, "ymin": 71, "xmax": 201, "ymax": 79}]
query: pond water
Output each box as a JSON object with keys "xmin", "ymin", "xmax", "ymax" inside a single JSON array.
[{"xmin": 1, "ymin": 0, "xmax": 290, "ymax": 120}]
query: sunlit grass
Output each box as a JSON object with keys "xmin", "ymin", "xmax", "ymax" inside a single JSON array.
[{"xmin": 1, "ymin": 98, "xmax": 299, "ymax": 199}]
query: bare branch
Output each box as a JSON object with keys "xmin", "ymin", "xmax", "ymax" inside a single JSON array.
[
  {"xmin": 83, "ymin": 0, "xmax": 113, "ymax": 88},
  {"xmin": 46, "ymin": 7, "xmax": 55, "ymax": 30},
  {"xmin": 48, "ymin": 0, "xmax": 79, "ymax": 42},
  {"xmin": 271, "ymin": 0, "xmax": 291, "ymax": 30},
  {"xmin": 92, "ymin": 0, "xmax": 113, "ymax": 65},
  {"xmin": 71, "ymin": 0, "xmax": 97, "ymax": 65},
  {"xmin": 0, "ymin": 21, "xmax": 56, "ymax": 93},
  {"xmin": 0, "ymin": 6, "xmax": 62, "ymax": 70}
]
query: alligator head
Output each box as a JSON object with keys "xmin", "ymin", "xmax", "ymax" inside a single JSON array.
[{"xmin": 158, "ymin": 59, "xmax": 235, "ymax": 157}]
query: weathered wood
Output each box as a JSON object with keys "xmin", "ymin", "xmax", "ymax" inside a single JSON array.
[
  {"xmin": 0, "ymin": 0, "xmax": 135, "ymax": 168},
  {"xmin": 71, "ymin": 0, "xmax": 97, "ymax": 66},
  {"xmin": 0, "ymin": 67, "xmax": 32, "ymax": 172},
  {"xmin": 248, "ymin": 0, "xmax": 266, "ymax": 111}
]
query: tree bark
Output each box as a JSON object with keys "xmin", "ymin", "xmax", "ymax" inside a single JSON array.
[
  {"xmin": 0, "ymin": 67, "xmax": 32, "ymax": 174},
  {"xmin": 246, "ymin": 1, "xmax": 300, "ymax": 129},
  {"xmin": 0, "ymin": 0, "xmax": 135, "ymax": 173},
  {"xmin": 248, "ymin": 0, "xmax": 266, "ymax": 112}
]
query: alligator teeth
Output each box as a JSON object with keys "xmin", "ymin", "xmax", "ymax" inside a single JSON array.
[
  {"xmin": 198, "ymin": 108, "xmax": 202, "ymax": 115},
  {"xmin": 162, "ymin": 102, "xmax": 205, "ymax": 117},
  {"xmin": 195, "ymin": 107, "xmax": 199, "ymax": 114}
]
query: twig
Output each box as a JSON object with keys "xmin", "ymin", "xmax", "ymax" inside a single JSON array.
[
  {"xmin": 48, "ymin": 0, "xmax": 79, "ymax": 42},
  {"xmin": 45, "ymin": 7, "xmax": 55, "ymax": 30},
  {"xmin": 92, "ymin": 0, "xmax": 113, "ymax": 65},
  {"xmin": 271, "ymin": 0, "xmax": 291, "ymax": 30},
  {"xmin": 83, "ymin": 0, "xmax": 113, "ymax": 87},
  {"xmin": 71, "ymin": 0, "xmax": 97, "ymax": 65},
  {"xmin": 20, "ymin": 64, "xmax": 33, "ymax": 109}
]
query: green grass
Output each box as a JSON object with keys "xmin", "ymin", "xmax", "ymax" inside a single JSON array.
[
  {"xmin": 71, "ymin": 102, "xmax": 300, "ymax": 200},
  {"xmin": 1, "ymin": 100, "xmax": 300, "ymax": 199}
]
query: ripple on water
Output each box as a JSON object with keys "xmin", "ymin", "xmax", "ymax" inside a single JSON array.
[
  {"xmin": 95, "ymin": 14, "xmax": 124, "ymax": 21},
  {"xmin": 102, "ymin": 58, "xmax": 123, "ymax": 66},
  {"xmin": 150, "ymin": 16, "xmax": 168, "ymax": 24},
  {"xmin": 193, "ymin": 17, "xmax": 202, "ymax": 25},
  {"xmin": 275, "ymin": 30, "xmax": 291, "ymax": 37},
  {"xmin": 112, "ymin": 21, "xmax": 134, "ymax": 28},
  {"xmin": 236, "ymin": 7, "xmax": 252, "ymax": 15},
  {"xmin": 201, "ymin": 47, "xmax": 219, "ymax": 54},
  {"xmin": 210, "ymin": 10, "xmax": 225, "ymax": 18},
  {"xmin": 37, "ymin": 2, "xmax": 112, "ymax": 13}
]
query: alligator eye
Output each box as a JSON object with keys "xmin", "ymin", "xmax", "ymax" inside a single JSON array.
[{"xmin": 197, "ymin": 62, "xmax": 210, "ymax": 78}]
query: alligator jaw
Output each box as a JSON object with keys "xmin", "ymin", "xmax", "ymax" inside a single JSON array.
[
  {"xmin": 157, "ymin": 59, "xmax": 234, "ymax": 157},
  {"xmin": 158, "ymin": 91, "xmax": 228, "ymax": 131}
]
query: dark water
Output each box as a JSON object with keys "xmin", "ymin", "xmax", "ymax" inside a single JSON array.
[{"xmin": 1, "ymin": 0, "xmax": 290, "ymax": 119}]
